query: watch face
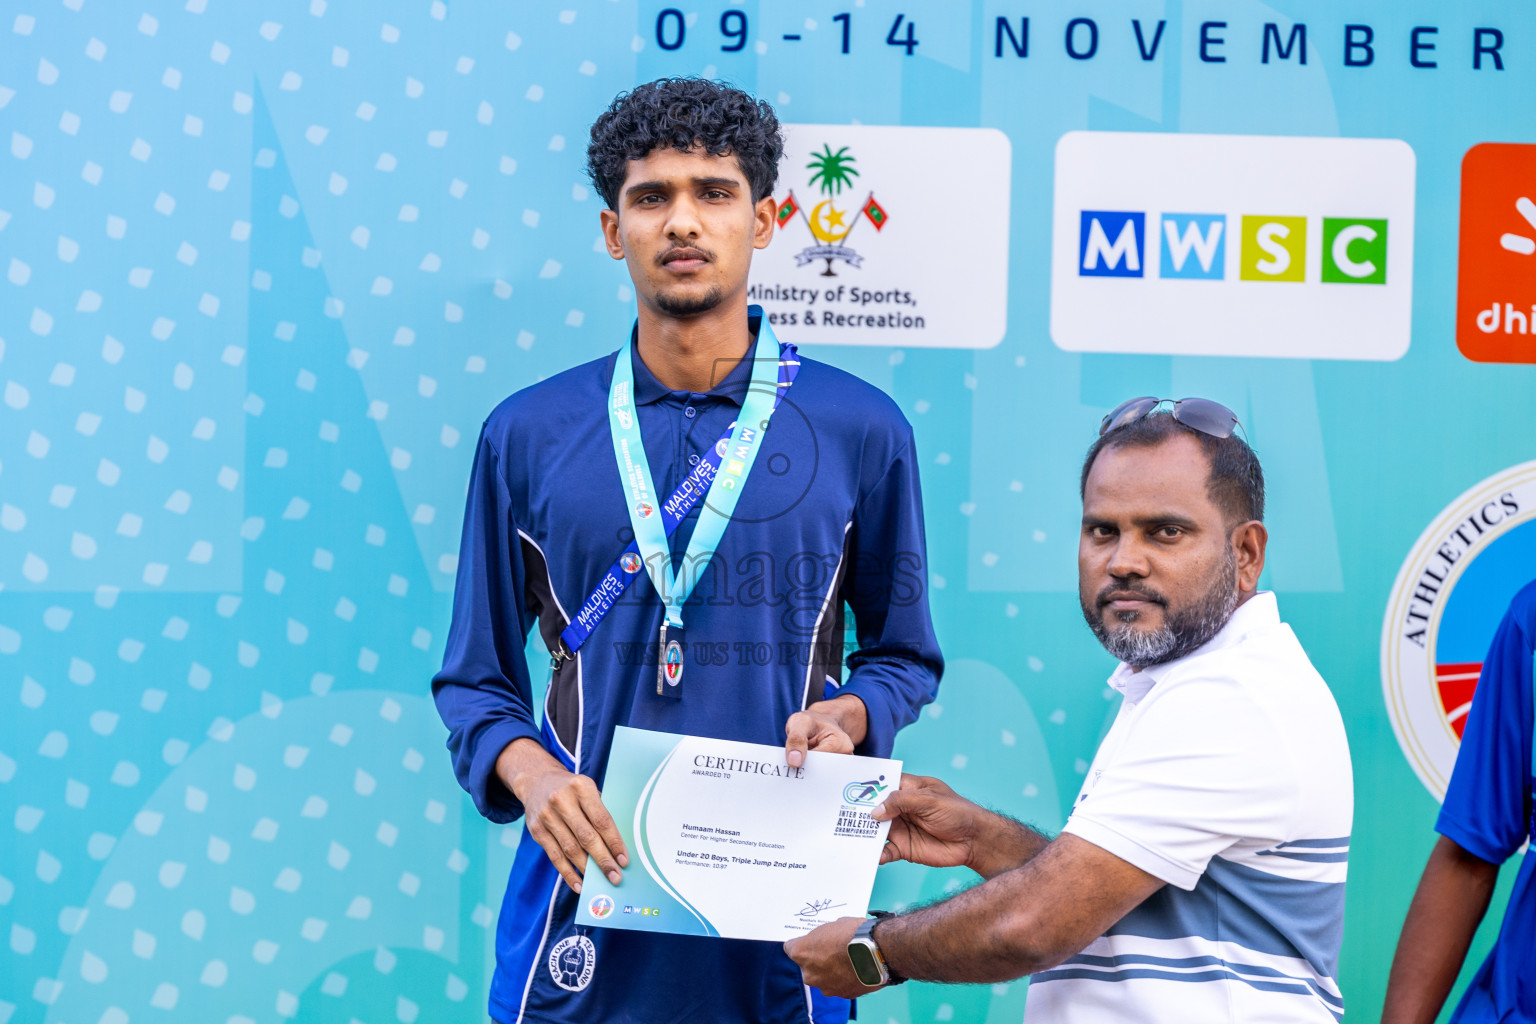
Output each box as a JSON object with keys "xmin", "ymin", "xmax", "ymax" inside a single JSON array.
[{"xmin": 847, "ymin": 940, "xmax": 886, "ymax": 987}]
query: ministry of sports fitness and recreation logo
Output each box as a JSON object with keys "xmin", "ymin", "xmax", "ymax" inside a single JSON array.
[
  {"xmin": 1381, "ymin": 460, "xmax": 1536, "ymax": 798},
  {"xmin": 747, "ymin": 123, "xmax": 1011, "ymax": 349},
  {"xmin": 774, "ymin": 143, "xmax": 890, "ymax": 277},
  {"xmin": 1456, "ymin": 142, "xmax": 1536, "ymax": 364},
  {"xmin": 1050, "ymin": 131, "xmax": 1415, "ymax": 361}
]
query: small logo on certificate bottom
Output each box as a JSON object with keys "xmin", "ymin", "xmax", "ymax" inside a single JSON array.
[
  {"xmin": 588, "ymin": 895, "xmax": 614, "ymax": 919},
  {"xmin": 623, "ymin": 905, "xmax": 661, "ymax": 917},
  {"xmin": 548, "ymin": 934, "xmax": 597, "ymax": 992}
]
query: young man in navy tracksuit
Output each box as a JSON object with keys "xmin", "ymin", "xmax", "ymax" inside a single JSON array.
[{"xmin": 432, "ymin": 78, "xmax": 943, "ymax": 1024}]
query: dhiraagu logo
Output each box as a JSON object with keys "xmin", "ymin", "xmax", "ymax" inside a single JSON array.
[{"xmin": 1052, "ymin": 132, "xmax": 1415, "ymax": 359}]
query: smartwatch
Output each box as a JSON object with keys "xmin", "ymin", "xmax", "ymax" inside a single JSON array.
[{"xmin": 846, "ymin": 911, "xmax": 907, "ymax": 988}]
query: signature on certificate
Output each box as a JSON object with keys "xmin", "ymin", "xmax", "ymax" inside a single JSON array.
[{"xmin": 796, "ymin": 899, "xmax": 848, "ymax": 919}]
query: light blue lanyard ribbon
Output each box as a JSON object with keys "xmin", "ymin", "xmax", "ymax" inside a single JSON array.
[
  {"xmin": 605, "ymin": 312, "xmax": 784, "ymax": 633},
  {"xmin": 555, "ymin": 310, "xmax": 798, "ymax": 662}
]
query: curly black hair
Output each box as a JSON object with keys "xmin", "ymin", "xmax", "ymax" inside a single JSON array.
[{"xmin": 586, "ymin": 78, "xmax": 784, "ymax": 210}]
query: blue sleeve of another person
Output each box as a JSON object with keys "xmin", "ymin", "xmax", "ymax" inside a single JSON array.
[
  {"xmin": 1436, "ymin": 584, "xmax": 1536, "ymax": 864},
  {"xmin": 431, "ymin": 427, "xmax": 544, "ymax": 825},
  {"xmin": 837, "ymin": 433, "xmax": 944, "ymax": 758}
]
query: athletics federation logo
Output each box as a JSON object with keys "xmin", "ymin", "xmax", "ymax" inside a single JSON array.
[
  {"xmin": 548, "ymin": 934, "xmax": 597, "ymax": 992},
  {"xmin": 1381, "ymin": 461, "xmax": 1536, "ymax": 798},
  {"xmin": 634, "ymin": 501, "xmax": 653, "ymax": 520},
  {"xmin": 620, "ymin": 552, "xmax": 642, "ymax": 574},
  {"xmin": 1456, "ymin": 143, "xmax": 1536, "ymax": 363},
  {"xmin": 588, "ymin": 895, "xmax": 614, "ymax": 919},
  {"xmin": 662, "ymin": 639, "xmax": 684, "ymax": 688}
]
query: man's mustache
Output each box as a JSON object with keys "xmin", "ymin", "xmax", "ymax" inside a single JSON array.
[
  {"xmin": 1097, "ymin": 582, "xmax": 1167, "ymax": 610},
  {"xmin": 656, "ymin": 245, "xmax": 714, "ymax": 266}
]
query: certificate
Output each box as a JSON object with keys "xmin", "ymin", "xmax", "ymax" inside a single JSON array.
[{"xmin": 577, "ymin": 726, "xmax": 900, "ymax": 942}]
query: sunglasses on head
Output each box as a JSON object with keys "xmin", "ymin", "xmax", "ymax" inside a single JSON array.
[{"xmin": 1099, "ymin": 396, "xmax": 1243, "ymax": 440}]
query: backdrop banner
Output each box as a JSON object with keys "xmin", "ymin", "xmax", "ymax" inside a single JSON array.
[{"xmin": 2, "ymin": 3, "xmax": 1534, "ymax": 1023}]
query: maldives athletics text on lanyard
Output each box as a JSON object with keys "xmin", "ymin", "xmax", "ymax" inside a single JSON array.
[{"xmin": 555, "ymin": 306, "xmax": 799, "ymax": 699}]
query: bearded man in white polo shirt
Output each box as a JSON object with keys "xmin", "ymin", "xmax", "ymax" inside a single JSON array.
[{"xmin": 786, "ymin": 398, "xmax": 1354, "ymax": 1023}]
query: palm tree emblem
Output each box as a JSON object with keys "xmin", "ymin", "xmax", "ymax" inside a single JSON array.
[
  {"xmin": 808, "ymin": 145, "xmax": 859, "ymax": 197},
  {"xmin": 806, "ymin": 146, "xmax": 859, "ymax": 257},
  {"xmin": 776, "ymin": 143, "xmax": 889, "ymax": 277}
]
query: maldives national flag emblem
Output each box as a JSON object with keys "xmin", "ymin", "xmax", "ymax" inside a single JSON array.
[
  {"xmin": 776, "ymin": 191, "xmax": 799, "ymax": 228},
  {"xmin": 862, "ymin": 195, "xmax": 889, "ymax": 231}
]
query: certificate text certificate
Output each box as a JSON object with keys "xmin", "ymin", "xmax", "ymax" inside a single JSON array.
[{"xmin": 577, "ymin": 727, "xmax": 900, "ymax": 942}]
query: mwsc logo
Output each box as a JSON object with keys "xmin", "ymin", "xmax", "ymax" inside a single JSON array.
[
  {"xmin": 1078, "ymin": 210, "xmax": 1387, "ymax": 285},
  {"xmin": 1052, "ymin": 132, "xmax": 1415, "ymax": 360}
]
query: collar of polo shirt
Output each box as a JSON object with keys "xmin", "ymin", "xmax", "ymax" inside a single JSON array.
[{"xmin": 626, "ymin": 322, "xmax": 761, "ymax": 407}]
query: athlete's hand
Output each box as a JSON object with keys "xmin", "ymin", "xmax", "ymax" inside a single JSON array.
[
  {"xmin": 785, "ymin": 694, "xmax": 868, "ymax": 767},
  {"xmin": 501, "ymin": 740, "xmax": 628, "ymax": 893},
  {"xmin": 873, "ymin": 774, "xmax": 990, "ymax": 871},
  {"xmin": 520, "ymin": 767, "xmax": 628, "ymax": 893}
]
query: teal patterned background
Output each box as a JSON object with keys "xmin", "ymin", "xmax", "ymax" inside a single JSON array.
[{"xmin": 4, "ymin": 2, "xmax": 1535, "ymax": 1022}]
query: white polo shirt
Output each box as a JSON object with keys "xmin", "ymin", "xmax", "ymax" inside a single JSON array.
[{"xmin": 1024, "ymin": 592, "xmax": 1353, "ymax": 1024}]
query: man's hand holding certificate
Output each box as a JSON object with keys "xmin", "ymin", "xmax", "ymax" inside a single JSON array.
[{"xmin": 577, "ymin": 727, "xmax": 900, "ymax": 942}]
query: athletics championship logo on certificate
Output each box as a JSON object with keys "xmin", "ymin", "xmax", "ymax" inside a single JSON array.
[
  {"xmin": 748, "ymin": 123, "xmax": 1011, "ymax": 349},
  {"xmin": 841, "ymin": 777, "xmax": 889, "ymax": 806},
  {"xmin": 1381, "ymin": 460, "xmax": 1536, "ymax": 798}
]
